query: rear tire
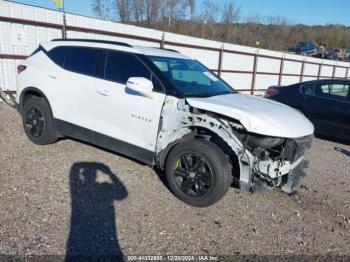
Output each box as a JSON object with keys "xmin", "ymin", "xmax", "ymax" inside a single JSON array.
[
  {"xmin": 165, "ymin": 139, "xmax": 232, "ymax": 207},
  {"xmin": 22, "ymin": 96, "xmax": 57, "ymax": 145}
]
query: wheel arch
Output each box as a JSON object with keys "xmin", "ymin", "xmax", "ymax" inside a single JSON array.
[
  {"xmin": 19, "ymin": 87, "xmax": 52, "ymax": 115},
  {"xmin": 157, "ymin": 126, "xmax": 239, "ymax": 174}
]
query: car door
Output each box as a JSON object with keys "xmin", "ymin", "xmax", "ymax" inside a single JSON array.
[
  {"xmin": 304, "ymin": 81, "xmax": 350, "ymax": 138},
  {"xmin": 90, "ymin": 50, "xmax": 167, "ymax": 154},
  {"xmin": 46, "ymin": 46, "xmax": 102, "ymax": 133}
]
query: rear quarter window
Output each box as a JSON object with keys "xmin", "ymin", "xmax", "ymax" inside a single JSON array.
[
  {"xmin": 315, "ymin": 83, "xmax": 350, "ymax": 101},
  {"xmin": 300, "ymin": 84, "xmax": 314, "ymax": 95},
  {"xmin": 48, "ymin": 46, "xmax": 68, "ymax": 67}
]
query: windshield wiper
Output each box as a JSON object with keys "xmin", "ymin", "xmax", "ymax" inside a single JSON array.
[
  {"xmin": 184, "ymin": 93, "xmax": 212, "ymax": 98},
  {"xmin": 183, "ymin": 90, "xmax": 238, "ymax": 97},
  {"xmin": 211, "ymin": 91, "xmax": 235, "ymax": 96}
]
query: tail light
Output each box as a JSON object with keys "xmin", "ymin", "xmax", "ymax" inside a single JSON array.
[
  {"xmin": 264, "ymin": 86, "xmax": 279, "ymax": 97},
  {"xmin": 17, "ymin": 65, "xmax": 27, "ymax": 74}
]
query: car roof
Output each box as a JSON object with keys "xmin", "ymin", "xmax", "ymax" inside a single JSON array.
[
  {"xmin": 298, "ymin": 79, "xmax": 350, "ymax": 85},
  {"xmin": 41, "ymin": 39, "xmax": 191, "ymax": 60}
]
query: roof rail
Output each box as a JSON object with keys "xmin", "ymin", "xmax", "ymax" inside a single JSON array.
[
  {"xmin": 158, "ymin": 47, "xmax": 179, "ymax": 53},
  {"xmin": 52, "ymin": 38, "xmax": 133, "ymax": 48}
]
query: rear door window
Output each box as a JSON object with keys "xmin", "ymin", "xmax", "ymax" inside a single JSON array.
[
  {"xmin": 315, "ymin": 83, "xmax": 350, "ymax": 101},
  {"xmin": 64, "ymin": 47, "xmax": 100, "ymax": 76},
  {"xmin": 94, "ymin": 50, "xmax": 107, "ymax": 78}
]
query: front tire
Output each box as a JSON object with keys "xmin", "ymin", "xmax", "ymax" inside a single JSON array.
[
  {"xmin": 22, "ymin": 96, "xmax": 57, "ymax": 145},
  {"xmin": 165, "ymin": 139, "xmax": 232, "ymax": 207}
]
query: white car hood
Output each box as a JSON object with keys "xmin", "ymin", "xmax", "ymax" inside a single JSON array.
[{"xmin": 186, "ymin": 93, "xmax": 314, "ymax": 138}]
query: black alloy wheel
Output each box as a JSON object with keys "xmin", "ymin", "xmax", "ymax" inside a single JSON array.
[
  {"xmin": 172, "ymin": 153, "xmax": 213, "ymax": 197},
  {"xmin": 22, "ymin": 96, "xmax": 58, "ymax": 145},
  {"xmin": 25, "ymin": 106, "xmax": 46, "ymax": 138},
  {"xmin": 165, "ymin": 139, "xmax": 232, "ymax": 207}
]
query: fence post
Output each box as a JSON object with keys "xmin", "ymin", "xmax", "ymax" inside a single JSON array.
[
  {"xmin": 251, "ymin": 51, "xmax": 258, "ymax": 95},
  {"xmin": 62, "ymin": 2, "xmax": 67, "ymax": 39},
  {"xmin": 332, "ymin": 63, "xmax": 336, "ymax": 79},
  {"xmin": 217, "ymin": 44, "xmax": 224, "ymax": 77},
  {"xmin": 317, "ymin": 62, "xmax": 322, "ymax": 80},
  {"xmin": 160, "ymin": 33, "xmax": 165, "ymax": 49},
  {"xmin": 300, "ymin": 58, "xmax": 305, "ymax": 82},
  {"xmin": 278, "ymin": 54, "xmax": 285, "ymax": 86}
]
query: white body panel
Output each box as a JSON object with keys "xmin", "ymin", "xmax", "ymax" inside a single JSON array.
[
  {"xmin": 16, "ymin": 51, "xmax": 74, "ymax": 121},
  {"xmin": 186, "ymin": 93, "xmax": 314, "ymax": 138},
  {"xmin": 91, "ymin": 78, "xmax": 165, "ymax": 151}
]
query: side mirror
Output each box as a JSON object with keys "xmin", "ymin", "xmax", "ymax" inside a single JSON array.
[{"xmin": 126, "ymin": 77, "xmax": 153, "ymax": 98}]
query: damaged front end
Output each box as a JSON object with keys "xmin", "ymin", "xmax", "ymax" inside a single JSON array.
[
  {"xmin": 235, "ymin": 131, "xmax": 313, "ymax": 193},
  {"xmin": 156, "ymin": 97, "xmax": 313, "ymax": 194}
]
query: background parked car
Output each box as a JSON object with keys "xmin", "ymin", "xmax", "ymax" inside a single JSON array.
[
  {"xmin": 315, "ymin": 43, "xmax": 338, "ymax": 60},
  {"xmin": 334, "ymin": 48, "xmax": 349, "ymax": 61},
  {"xmin": 346, "ymin": 48, "xmax": 350, "ymax": 61},
  {"xmin": 288, "ymin": 41, "xmax": 317, "ymax": 55},
  {"xmin": 264, "ymin": 79, "xmax": 350, "ymax": 140}
]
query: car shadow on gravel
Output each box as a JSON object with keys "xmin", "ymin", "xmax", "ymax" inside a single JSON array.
[
  {"xmin": 61, "ymin": 137, "xmax": 148, "ymax": 166},
  {"xmin": 335, "ymin": 147, "xmax": 350, "ymax": 157},
  {"xmin": 65, "ymin": 162, "xmax": 127, "ymax": 260},
  {"xmin": 315, "ymin": 134, "xmax": 350, "ymax": 146}
]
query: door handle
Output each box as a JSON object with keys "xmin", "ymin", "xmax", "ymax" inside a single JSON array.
[
  {"xmin": 96, "ymin": 89, "xmax": 109, "ymax": 96},
  {"xmin": 48, "ymin": 72, "xmax": 58, "ymax": 79}
]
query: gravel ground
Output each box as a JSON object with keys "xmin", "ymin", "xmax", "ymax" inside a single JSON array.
[{"xmin": 0, "ymin": 102, "xmax": 350, "ymax": 258}]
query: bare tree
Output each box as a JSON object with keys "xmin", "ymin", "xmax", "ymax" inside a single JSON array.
[
  {"xmin": 242, "ymin": 14, "xmax": 263, "ymax": 46},
  {"xmin": 160, "ymin": 0, "xmax": 189, "ymax": 31},
  {"xmin": 92, "ymin": 0, "xmax": 111, "ymax": 19},
  {"xmin": 201, "ymin": 0, "xmax": 220, "ymax": 24},
  {"xmin": 221, "ymin": 1, "xmax": 240, "ymax": 24},
  {"xmin": 180, "ymin": 0, "xmax": 196, "ymax": 36},
  {"xmin": 221, "ymin": 1, "xmax": 240, "ymax": 41},
  {"xmin": 186, "ymin": 0, "xmax": 196, "ymax": 20},
  {"xmin": 115, "ymin": 0, "xmax": 132, "ymax": 22},
  {"xmin": 144, "ymin": 0, "xmax": 161, "ymax": 25},
  {"xmin": 92, "ymin": 0, "xmax": 350, "ymax": 53},
  {"xmin": 201, "ymin": 0, "xmax": 221, "ymax": 37},
  {"xmin": 132, "ymin": 0, "xmax": 145, "ymax": 22},
  {"xmin": 263, "ymin": 16, "xmax": 290, "ymax": 50}
]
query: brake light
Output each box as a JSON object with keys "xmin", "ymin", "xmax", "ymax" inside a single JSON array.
[
  {"xmin": 17, "ymin": 65, "xmax": 27, "ymax": 74},
  {"xmin": 265, "ymin": 87, "xmax": 279, "ymax": 97}
]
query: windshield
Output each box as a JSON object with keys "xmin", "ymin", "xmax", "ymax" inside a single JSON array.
[{"xmin": 147, "ymin": 56, "xmax": 236, "ymax": 97}]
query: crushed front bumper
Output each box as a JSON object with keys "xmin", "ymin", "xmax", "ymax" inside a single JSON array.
[{"xmin": 284, "ymin": 135, "xmax": 314, "ymax": 163}]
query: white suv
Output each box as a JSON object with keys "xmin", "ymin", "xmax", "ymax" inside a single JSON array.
[{"xmin": 16, "ymin": 39, "xmax": 314, "ymax": 207}]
